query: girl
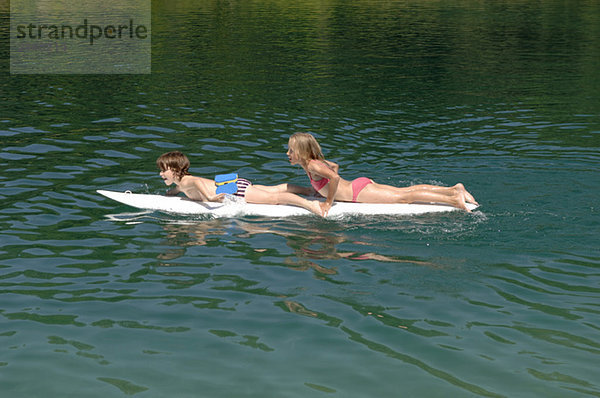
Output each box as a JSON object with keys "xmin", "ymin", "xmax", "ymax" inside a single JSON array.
[
  {"xmin": 286, "ymin": 132, "xmax": 478, "ymax": 216},
  {"xmin": 157, "ymin": 151, "xmax": 323, "ymax": 216}
]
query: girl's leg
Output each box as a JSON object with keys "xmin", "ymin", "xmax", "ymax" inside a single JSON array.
[
  {"xmin": 244, "ymin": 186, "xmax": 323, "ymax": 215},
  {"xmin": 253, "ymin": 183, "xmax": 313, "ymax": 196},
  {"xmin": 356, "ymin": 183, "xmax": 471, "ymax": 211},
  {"xmin": 376, "ymin": 183, "xmax": 477, "ymax": 205}
]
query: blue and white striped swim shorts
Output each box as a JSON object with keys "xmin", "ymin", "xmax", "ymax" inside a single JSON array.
[{"xmin": 233, "ymin": 178, "xmax": 252, "ymax": 198}]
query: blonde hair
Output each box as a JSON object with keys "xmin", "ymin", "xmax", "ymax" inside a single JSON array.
[
  {"xmin": 289, "ymin": 132, "xmax": 325, "ymax": 162},
  {"xmin": 156, "ymin": 151, "xmax": 191, "ymax": 180}
]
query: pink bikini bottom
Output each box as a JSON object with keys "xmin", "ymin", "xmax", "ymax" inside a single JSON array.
[{"xmin": 351, "ymin": 177, "xmax": 373, "ymax": 202}]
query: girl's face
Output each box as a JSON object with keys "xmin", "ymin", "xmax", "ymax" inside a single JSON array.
[
  {"xmin": 286, "ymin": 139, "xmax": 300, "ymax": 165},
  {"xmin": 159, "ymin": 168, "xmax": 177, "ymax": 185}
]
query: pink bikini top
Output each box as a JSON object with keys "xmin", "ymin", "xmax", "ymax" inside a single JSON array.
[
  {"xmin": 310, "ymin": 174, "xmax": 329, "ymax": 191},
  {"xmin": 308, "ymin": 160, "xmax": 330, "ymax": 191}
]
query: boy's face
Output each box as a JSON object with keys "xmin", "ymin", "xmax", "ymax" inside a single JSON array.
[{"xmin": 159, "ymin": 168, "xmax": 177, "ymax": 185}]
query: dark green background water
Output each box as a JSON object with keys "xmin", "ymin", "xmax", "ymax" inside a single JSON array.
[{"xmin": 1, "ymin": 1, "xmax": 599, "ymax": 397}]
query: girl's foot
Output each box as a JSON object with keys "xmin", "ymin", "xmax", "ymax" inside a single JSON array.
[
  {"xmin": 455, "ymin": 183, "xmax": 478, "ymax": 205},
  {"xmin": 457, "ymin": 192, "xmax": 471, "ymax": 212}
]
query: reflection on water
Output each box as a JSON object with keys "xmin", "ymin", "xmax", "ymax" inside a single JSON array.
[{"xmin": 151, "ymin": 216, "xmax": 438, "ymax": 273}]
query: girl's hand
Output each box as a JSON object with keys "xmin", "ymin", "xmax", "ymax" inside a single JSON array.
[{"xmin": 319, "ymin": 201, "xmax": 332, "ymax": 217}]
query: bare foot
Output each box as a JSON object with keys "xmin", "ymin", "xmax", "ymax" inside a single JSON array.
[
  {"xmin": 455, "ymin": 191, "xmax": 471, "ymax": 212},
  {"xmin": 455, "ymin": 183, "xmax": 478, "ymax": 205}
]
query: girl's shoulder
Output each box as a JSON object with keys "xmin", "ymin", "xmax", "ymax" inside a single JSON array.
[
  {"xmin": 308, "ymin": 158, "xmax": 339, "ymax": 175},
  {"xmin": 308, "ymin": 158, "xmax": 329, "ymax": 164},
  {"xmin": 307, "ymin": 158, "xmax": 326, "ymax": 169}
]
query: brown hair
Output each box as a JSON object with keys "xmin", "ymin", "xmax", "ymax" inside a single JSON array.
[
  {"xmin": 156, "ymin": 151, "xmax": 191, "ymax": 180},
  {"xmin": 288, "ymin": 132, "xmax": 325, "ymax": 162}
]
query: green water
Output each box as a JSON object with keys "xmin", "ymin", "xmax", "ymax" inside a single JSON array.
[{"xmin": 1, "ymin": 1, "xmax": 600, "ymax": 397}]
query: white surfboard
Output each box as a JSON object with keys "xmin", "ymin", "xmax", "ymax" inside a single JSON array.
[{"xmin": 97, "ymin": 190, "xmax": 477, "ymax": 218}]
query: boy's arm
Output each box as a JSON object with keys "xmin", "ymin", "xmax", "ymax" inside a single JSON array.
[
  {"xmin": 193, "ymin": 179, "xmax": 226, "ymax": 202},
  {"xmin": 166, "ymin": 186, "xmax": 181, "ymax": 196},
  {"xmin": 206, "ymin": 193, "xmax": 226, "ymax": 202}
]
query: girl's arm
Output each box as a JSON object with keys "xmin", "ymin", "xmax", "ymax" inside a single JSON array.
[
  {"xmin": 324, "ymin": 159, "xmax": 339, "ymax": 173},
  {"xmin": 309, "ymin": 159, "xmax": 340, "ymax": 215}
]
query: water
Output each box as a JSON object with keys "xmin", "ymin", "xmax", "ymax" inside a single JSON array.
[{"xmin": 1, "ymin": 1, "xmax": 600, "ymax": 397}]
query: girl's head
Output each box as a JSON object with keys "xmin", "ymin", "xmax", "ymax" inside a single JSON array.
[
  {"xmin": 156, "ymin": 151, "xmax": 191, "ymax": 180},
  {"xmin": 287, "ymin": 132, "xmax": 324, "ymax": 164}
]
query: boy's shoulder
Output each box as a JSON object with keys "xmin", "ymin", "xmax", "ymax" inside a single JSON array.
[{"xmin": 183, "ymin": 174, "xmax": 212, "ymax": 184}]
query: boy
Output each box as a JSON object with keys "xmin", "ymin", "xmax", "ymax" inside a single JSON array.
[{"xmin": 156, "ymin": 151, "xmax": 323, "ymax": 216}]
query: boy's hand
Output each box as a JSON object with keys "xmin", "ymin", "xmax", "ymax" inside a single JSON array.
[
  {"xmin": 165, "ymin": 188, "xmax": 180, "ymax": 196},
  {"xmin": 209, "ymin": 193, "xmax": 227, "ymax": 202}
]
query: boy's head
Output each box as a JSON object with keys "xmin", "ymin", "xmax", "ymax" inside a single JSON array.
[{"xmin": 156, "ymin": 151, "xmax": 191, "ymax": 180}]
